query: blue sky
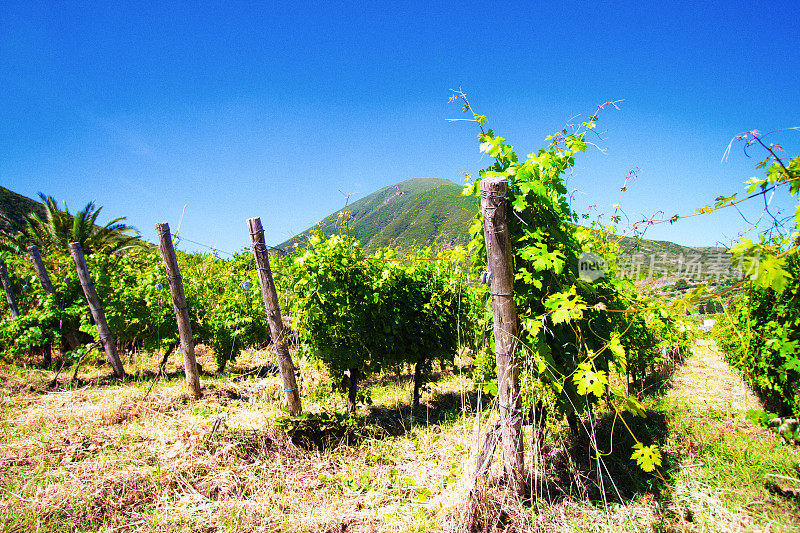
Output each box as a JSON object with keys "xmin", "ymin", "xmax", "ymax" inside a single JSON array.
[{"xmin": 2, "ymin": 1, "xmax": 798, "ymax": 255}]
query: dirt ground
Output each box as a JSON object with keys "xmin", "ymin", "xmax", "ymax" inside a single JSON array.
[{"xmin": 1, "ymin": 338, "xmax": 798, "ymax": 532}]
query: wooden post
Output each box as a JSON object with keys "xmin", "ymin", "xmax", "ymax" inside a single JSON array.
[
  {"xmin": 155, "ymin": 222, "xmax": 202, "ymax": 399},
  {"xmin": 480, "ymin": 176, "xmax": 524, "ymax": 494},
  {"xmin": 0, "ymin": 258, "xmax": 20, "ymax": 319},
  {"xmin": 27, "ymin": 245, "xmax": 80, "ymax": 351},
  {"xmin": 68, "ymin": 242, "xmax": 125, "ymax": 378},
  {"xmin": 27, "ymin": 245, "xmax": 55, "ymax": 294},
  {"xmin": 248, "ymin": 217, "xmax": 302, "ymax": 416}
]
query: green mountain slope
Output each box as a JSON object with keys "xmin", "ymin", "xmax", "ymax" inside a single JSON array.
[
  {"xmin": 613, "ymin": 234, "xmax": 732, "ymax": 283},
  {"xmin": 0, "ymin": 187, "xmax": 43, "ymax": 230},
  {"xmin": 2, "ymin": 182, "xmax": 732, "ymax": 283},
  {"xmin": 281, "ymin": 178, "xmax": 735, "ymax": 282},
  {"xmin": 280, "ymin": 178, "xmax": 478, "ymax": 252}
]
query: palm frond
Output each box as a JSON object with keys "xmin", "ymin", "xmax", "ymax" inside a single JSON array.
[{"xmin": 5, "ymin": 193, "xmax": 141, "ymax": 256}]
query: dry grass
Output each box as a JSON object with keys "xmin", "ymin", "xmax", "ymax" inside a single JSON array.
[
  {"xmin": 659, "ymin": 339, "xmax": 800, "ymax": 532},
  {"xmin": 440, "ymin": 338, "xmax": 800, "ymax": 533},
  {"xmin": 669, "ymin": 338, "xmax": 760, "ymax": 417},
  {"xmin": 0, "ymin": 353, "xmax": 478, "ymax": 532},
  {"xmin": 1, "ymin": 338, "xmax": 799, "ymax": 532}
]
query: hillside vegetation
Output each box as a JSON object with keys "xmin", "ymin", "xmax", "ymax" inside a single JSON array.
[
  {"xmin": 3, "ymin": 182, "xmax": 728, "ymax": 275},
  {"xmin": 1, "ymin": 115, "xmax": 798, "ymax": 532},
  {"xmin": 0, "ymin": 186, "xmax": 43, "ymax": 230},
  {"xmin": 280, "ymin": 178, "xmax": 732, "ymax": 284},
  {"xmin": 280, "ymin": 178, "xmax": 479, "ymax": 252}
]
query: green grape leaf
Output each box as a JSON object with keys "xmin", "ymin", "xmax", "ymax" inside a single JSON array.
[
  {"xmin": 609, "ymin": 335, "xmax": 626, "ymax": 366},
  {"xmin": 753, "ymin": 254, "xmax": 790, "ymax": 292},
  {"xmin": 573, "ymin": 362, "xmax": 607, "ymax": 397},
  {"xmin": 463, "ymin": 180, "xmax": 480, "ymax": 197},
  {"xmin": 795, "ymin": 201, "xmax": 800, "ymax": 229},
  {"xmin": 522, "ymin": 317, "xmax": 543, "ymax": 337},
  {"xmin": 623, "ymin": 396, "xmax": 647, "ymax": 418},
  {"xmin": 630, "ymin": 443, "xmax": 662, "ymax": 472},
  {"xmin": 782, "ymin": 357, "xmax": 800, "ymax": 373},
  {"xmin": 745, "ymin": 409, "xmax": 774, "ymax": 427},
  {"xmin": 714, "ymin": 194, "xmax": 737, "ymax": 207},
  {"xmin": 552, "ymin": 306, "xmax": 572, "ymax": 325},
  {"xmin": 745, "ymin": 177, "xmax": 767, "ymax": 193}
]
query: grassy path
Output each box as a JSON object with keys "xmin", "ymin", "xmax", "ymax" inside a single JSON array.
[
  {"xmin": 669, "ymin": 338, "xmax": 761, "ymax": 416},
  {"xmin": 444, "ymin": 337, "xmax": 800, "ymax": 533},
  {"xmin": 0, "ymin": 338, "xmax": 798, "ymax": 532},
  {"xmin": 656, "ymin": 337, "xmax": 800, "ymax": 532}
]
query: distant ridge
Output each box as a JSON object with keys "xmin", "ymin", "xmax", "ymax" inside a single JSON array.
[
  {"xmin": 0, "ymin": 186, "xmax": 44, "ymax": 230},
  {"xmin": 280, "ymin": 178, "xmax": 733, "ymax": 281},
  {"xmin": 1, "ymin": 182, "xmax": 730, "ymax": 282}
]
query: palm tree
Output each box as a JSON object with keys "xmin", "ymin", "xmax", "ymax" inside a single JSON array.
[{"xmin": 0, "ymin": 194, "xmax": 142, "ymax": 255}]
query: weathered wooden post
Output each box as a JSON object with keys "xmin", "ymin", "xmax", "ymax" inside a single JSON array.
[
  {"xmin": 0, "ymin": 258, "xmax": 20, "ymax": 319},
  {"xmin": 27, "ymin": 245, "xmax": 55, "ymax": 293},
  {"xmin": 68, "ymin": 242, "xmax": 125, "ymax": 378},
  {"xmin": 155, "ymin": 222, "xmax": 202, "ymax": 399},
  {"xmin": 480, "ymin": 176, "xmax": 524, "ymax": 494},
  {"xmin": 27, "ymin": 245, "xmax": 80, "ymax": 351},
  {"xmin": 248, "ymin": 217, "xmax": 302, "ymax": 416}
]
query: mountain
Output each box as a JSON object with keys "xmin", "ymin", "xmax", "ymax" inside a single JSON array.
[
  {"xmin": 612, "ymin": 234, "xmax": 732, "ymax": 284},
  {"xmin": 3, "ymin": 181, "xmax": 732, "ymax": 283},
  {"xmin": 0, "ymin": 186, "xmax": 44, "ymax": 230},
  {"xmin": 280, "ymin": 178, "xmax": 478, "ymax": 252},
  {"xmin": 280, "ymin": 177, "xmax": 735, "ymax": 283}
]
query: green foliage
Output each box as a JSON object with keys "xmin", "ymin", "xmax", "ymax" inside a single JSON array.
[
  {"xmin": 0, "ymin": 193, "xmax": 141, "ymax": 255},
  {"xmin": 746, "ymin": 409, "xmax": 800, "ymax": 444},
  {"xmin": 453, "ymin": 94, "xmax": 691, "ymax": 477},
  {"xmin": 712, "ymin": 137, "xmax": 800, "ymax": 417},
  {"xmin": 573, "ymin": 362, "xmax": 608, "ymax": 397},
  {"xmin": 0, "ymin": 250, "xmax": 83, "ymax": 358},
  {"xmin": 288, "ymin": 233, "xmax": 379, "ymax": 378},
  {"xmin": 179, "ymin": 251, "xmax": 270, "ymax": 371},
  {"xmin": 621, "ymin": 305, "xmax": 692, "ymax": 382},
  {"xmin": 458, "ymin": 97, "xmax": 681, "ymax": 425},
  {"xmin": 630, "ymin": 442, "xmax": 662, "ymax": 472},
  {"xmin": 0, "ymin": 246, "xmax": 271, "ymax": 370},
  {"xmin": 83, "ymin": 250, "xmax": 172, "ymax": 349},
  {"xmin": 714, "ymin": 279, "xmax": 800, "ymax": 416},
  {"xmin": 288, "ymin": 232, "xmax": 471, "ymax": 406},
  {"xmin": 276, "ymin": 411, "xmax": 373, "ymax": 449}
]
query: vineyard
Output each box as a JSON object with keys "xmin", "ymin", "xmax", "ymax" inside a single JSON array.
[{"xmin": 1, "ymin": 106, "xmax": 799, "ymax": 532}]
